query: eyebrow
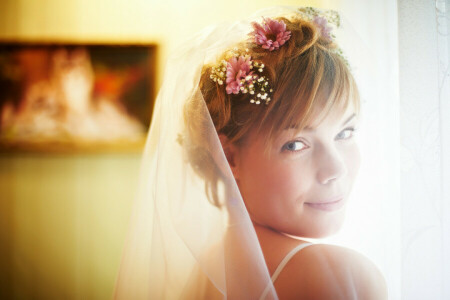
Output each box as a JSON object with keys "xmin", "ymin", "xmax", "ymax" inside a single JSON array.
[{"xmin": 303, "ymin": 113, "xmax": 357, "ymax": 131}]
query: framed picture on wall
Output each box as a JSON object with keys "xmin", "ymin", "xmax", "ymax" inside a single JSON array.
[{"xmin": 0, "ymin": 42, "xmax": 157, "ymax": 153}]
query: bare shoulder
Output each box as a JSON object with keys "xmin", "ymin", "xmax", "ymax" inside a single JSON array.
[{"xmin": 274, "ymin": 244, "xmax": 388, "ymax": 300}]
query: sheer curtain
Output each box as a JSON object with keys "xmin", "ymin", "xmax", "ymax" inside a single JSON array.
[
  {"xmin": 398, "ymin": 0, "xmax": 450, "ymax": 298},
  {"xmin": 328, "ymin": 0, "xmax": 402, "ymax": 298},
  {"xmin": 330, "ymin": 0, "xmax": 450, "ymax": 299}
]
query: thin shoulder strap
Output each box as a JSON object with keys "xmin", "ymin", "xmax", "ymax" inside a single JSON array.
[
  {"xmin": 259, "ymin": 242, "xmax": 314, "ymax": 300},
  {"xmin": 271, "ymin": 242, "xmax": 313, "ymax": 283}
]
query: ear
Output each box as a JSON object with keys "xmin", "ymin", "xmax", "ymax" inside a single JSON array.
[{"xmin": 218, "ymin": 134, "xmax": 241, "ymax": 180}]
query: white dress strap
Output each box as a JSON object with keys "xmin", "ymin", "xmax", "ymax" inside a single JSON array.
[{"xmin": 259, "ymin": 242, "xmax": 314, "ymax": 300}]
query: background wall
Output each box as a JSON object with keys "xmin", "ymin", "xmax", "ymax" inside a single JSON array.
[
  {"xmin": 0, "ymin": 154, "xmax": 141, "ymax": 299},
  {"xmin": 0, "ymin": 0, "xmax": 338, "ymax": 299}
]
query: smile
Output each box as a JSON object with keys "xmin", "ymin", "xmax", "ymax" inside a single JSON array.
[{"xmin": 305, "ymin": 198, "xmax": 345, "ymax": 212}]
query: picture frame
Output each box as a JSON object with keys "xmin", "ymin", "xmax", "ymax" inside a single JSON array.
[{"xmin": 0, "ymin": 42, "xmax": 157, "ymax": 153}]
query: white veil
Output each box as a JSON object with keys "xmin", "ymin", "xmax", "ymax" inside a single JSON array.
[{"xmin": 113, "ymin": 6, "xmax": 377, "ymax": 300}]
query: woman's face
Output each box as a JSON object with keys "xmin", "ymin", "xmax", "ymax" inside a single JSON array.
[{"xmin": 232, "ymin": 105, "xmax": 361, "ymax": 238}]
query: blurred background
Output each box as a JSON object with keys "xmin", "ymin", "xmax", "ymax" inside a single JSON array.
[
  {"xmin": 0, "ymin": 0, "xmax": 336, "ymax": 299},
  {"xmin": 2, "ymin": 0, "xmax": 448, "ymax": 299}
]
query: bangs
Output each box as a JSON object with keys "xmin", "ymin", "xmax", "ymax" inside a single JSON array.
[{"xmin": 256, "ymin": 45, "xmax": 360, "ymax": 153}]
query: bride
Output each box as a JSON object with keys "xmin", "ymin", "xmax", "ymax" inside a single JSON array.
[{"xmin": 114, "ymin": 6, "xmax": 387, "ymax": 299}]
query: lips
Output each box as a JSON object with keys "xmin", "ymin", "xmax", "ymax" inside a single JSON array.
[{"xmin": 305, "ymin": 196, "xmax": 345, "ymax": 212}]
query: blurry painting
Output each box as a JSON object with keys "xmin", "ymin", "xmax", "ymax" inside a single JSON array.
[{"xmin": 0, "ymin": 43, "xmax": 156, "ymax": 152}]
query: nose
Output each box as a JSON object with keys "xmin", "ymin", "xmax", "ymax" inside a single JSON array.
[{"xmin": 316, "ymin": 145, "xmax": 347, "ymax": 185}]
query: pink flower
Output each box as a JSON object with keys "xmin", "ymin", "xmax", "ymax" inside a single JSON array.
[
  {"xmin": 251, "ymin": 18, "xmax": 291, "ymax": 51},
  {"xmin": 226, "ymin": 56, "xmax": 253, "ymax": 94},
  {"xmin": 313, "ymin": 16, "xmax": 332, "ymax": 40}
]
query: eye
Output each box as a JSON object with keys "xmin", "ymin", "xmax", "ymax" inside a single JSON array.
[
  {"xmin": 336, "ymin": 127, "xmax": 356, "ymax": 140},
  {"xmin": 282, "ymin": 140, "xmax": 308, "ymax": 152}
]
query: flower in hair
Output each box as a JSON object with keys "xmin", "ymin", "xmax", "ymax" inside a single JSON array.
[
  {"xmin": 251, "ymin": 18, "xmax": 291, "ymax": 51},
  {"xmin": 210, "ymin": 54, "xmax": 273, "ymax": 105},
  {"xmin": 297, "ymin": 7, "xmax": 350, "ymax": 67},
  {"xmin": 225, "ymin": 56, "xmax": 254, "ymax": 94},
  {"xmin": 313, "ymin": 16, "xmax": 332, "ymax": 40}
]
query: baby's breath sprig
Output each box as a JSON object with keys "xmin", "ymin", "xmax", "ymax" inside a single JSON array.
[
  {"xmin": 210, "ymin": 60, "xmax": 227, "ymax": 85},
  {"xmin": 248, "ymin": 61, "xmax": 272, "ymax": 105}
]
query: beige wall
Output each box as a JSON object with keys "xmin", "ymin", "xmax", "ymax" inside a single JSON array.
[
  {"xmin": 0, "ymin": 0, "xmax": 339, "ymax": 299},
  {"xmin": 0, "ymin": 154, "xmax": 142, "ymax": 299}
]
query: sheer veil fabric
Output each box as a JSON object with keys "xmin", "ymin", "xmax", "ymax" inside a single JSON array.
[{"xmin": 113, "ymin": 6, "xmax": 377, "ymax": 300}]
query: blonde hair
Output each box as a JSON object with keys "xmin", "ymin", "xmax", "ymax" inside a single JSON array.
[{"xmin": 184, "ymin": 16, "xmax": 360, "ymax": 207}]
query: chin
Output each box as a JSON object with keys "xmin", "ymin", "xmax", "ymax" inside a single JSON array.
[
  {"xmin": 311, "ymin": 211, "xmax": 347, "ymax": 238},
  {"xmin": 288, "ymin": 209, "xmax": 348, "ymax": 239}
]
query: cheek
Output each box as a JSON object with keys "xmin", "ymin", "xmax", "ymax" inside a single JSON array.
[
  {"xmin": 238, "ymin": 155, "xmax": 312, "ymax": 219},
  {"xmin": 344, "ymin": 143, "xmax": 361, "ymax": 180},
  {"xmin": 263, "ymin": 163, "xmax": 311, "ymax": 203},
  {"xmin": 238, "ymin": 158, "xmax": 284, "ymax": 202}
]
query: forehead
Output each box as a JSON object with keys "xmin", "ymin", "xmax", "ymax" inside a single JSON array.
[{"xmin": 304, "ymin": 103, "xmax": 358, "ymax": 131}]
